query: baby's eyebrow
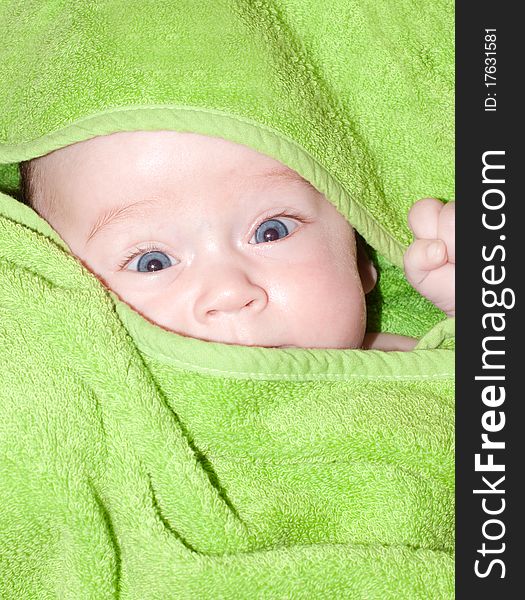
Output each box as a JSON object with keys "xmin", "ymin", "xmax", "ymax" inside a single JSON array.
[
  {"xmin": 85, "ymin": 167, "xmax": 317, "ymax": 244},
  {"xmin": 255, "ymin": 167, "xmax": 317, "ymax": 192},
  {"xmin": 86, "ymin": 197, "xmax": 160, "ymax": 245}
]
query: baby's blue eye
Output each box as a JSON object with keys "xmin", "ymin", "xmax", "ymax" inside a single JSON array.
[
  {"xmin": 253, "ymin": 218, "xmax": 292, "ymax": 244},
  {"xmin": 135, "ymin": 251, "xmax": 174, "ymax": 272}
]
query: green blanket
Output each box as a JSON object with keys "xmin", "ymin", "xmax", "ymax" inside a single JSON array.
[{"xmin": 0, "ymin": 1, "xmax": 455, "ymax": 597}]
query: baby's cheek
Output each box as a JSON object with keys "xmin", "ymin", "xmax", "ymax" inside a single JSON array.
[
  {"xmin": 292, "ymin": 243, "xmax": 361, "ymax": 303},
  {"xmin": 266, "ymin": 253, "xmax": 365, "ymax": 347}
]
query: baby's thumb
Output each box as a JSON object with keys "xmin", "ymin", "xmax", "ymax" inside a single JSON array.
[{"xmin": 404, "ymin": 239, "xmax": 447, "ymax": 286}]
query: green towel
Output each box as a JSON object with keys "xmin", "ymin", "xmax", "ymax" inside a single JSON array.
[{"xmin": 0, "ymin": 1, "xmax": 455, "ymax": 597}]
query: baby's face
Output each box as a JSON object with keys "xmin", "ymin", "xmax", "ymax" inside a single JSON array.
[{"xmin": 36, "ymin": 131, "xmax": 368, "ymax": 348}]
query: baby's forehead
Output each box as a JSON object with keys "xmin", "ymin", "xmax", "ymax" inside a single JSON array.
[
  {"xmin": 39, "ymin": 132, "xmax": 320, "ymax": 197},
  {"xmin": 29, "ymin": 131, "xmax": 336, "ymax": 234}
]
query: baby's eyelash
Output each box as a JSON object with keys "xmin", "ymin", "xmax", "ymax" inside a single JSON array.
[
  {"xmin": 259, "ymin": 210, "xmax": 312, "ymax": 225},
  {"xmin": 118, "ymin": 242, "xmax": 163, "ymax": 269},
  {"xmin": 118, "ymin": 212, "xmax": 311, "ymax": 269}
]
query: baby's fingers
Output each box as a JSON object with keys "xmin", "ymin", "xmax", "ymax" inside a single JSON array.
[
  {"xmin": 408, "ymin": 197, "xmax": 444, "ymax": 239},
  {"xmin": 404, "ymin": 238, "xmax": 448, "ymax": 286},
  {"xmin": 437, "ymin": 201, "xmax": 455, "ymax": 263}
]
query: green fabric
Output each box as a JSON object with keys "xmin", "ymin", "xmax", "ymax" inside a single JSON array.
[{"xmin": 0, "ymin": 0, "xmax": 454, "ymax": 597}]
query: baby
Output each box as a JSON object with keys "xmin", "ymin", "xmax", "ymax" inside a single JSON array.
[{"xmin": 20, "ymin": 130, "xmax": 454, "ymax": 351}]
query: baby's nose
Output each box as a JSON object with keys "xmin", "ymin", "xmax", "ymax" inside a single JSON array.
[{"xmin": 193, "ymin": 267, "xmax": 268, "ymax": 322}]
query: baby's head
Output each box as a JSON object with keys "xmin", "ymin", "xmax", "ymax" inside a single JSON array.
[{"xmin": 20, "ymin": 131, "xmax": 376, "ymax": 348}]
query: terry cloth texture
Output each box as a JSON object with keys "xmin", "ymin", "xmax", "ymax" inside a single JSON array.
[{"xmin": 0, "ymin": 1, "xmax": 454, "ymax": 598}]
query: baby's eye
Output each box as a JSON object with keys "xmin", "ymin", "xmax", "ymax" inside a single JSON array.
[
  {"xmin": 126, "ymin": 250, "xmax": 179, "ymax": 273},
  {"xmin": 251, "ymin": 217, "xmax": 299, "ymax": 244}
]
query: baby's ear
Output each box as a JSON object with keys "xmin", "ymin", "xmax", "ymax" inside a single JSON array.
[{"xmin": 356, "ymin": 234, "xmax": 377, "ymax": 294}]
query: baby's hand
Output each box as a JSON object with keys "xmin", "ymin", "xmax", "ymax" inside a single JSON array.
[{"xmin": 403, "ymin": 198, "xmax": 455, "ymax": 317}]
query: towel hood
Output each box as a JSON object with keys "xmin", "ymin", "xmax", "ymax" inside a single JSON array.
[{"xmin": 0, "ymin": 0, "xmax": 454, "ymax": 337}]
